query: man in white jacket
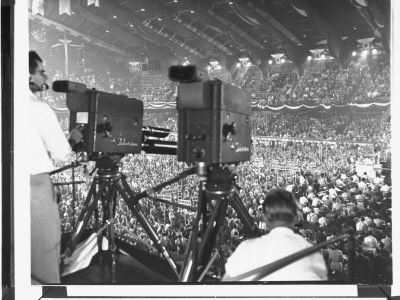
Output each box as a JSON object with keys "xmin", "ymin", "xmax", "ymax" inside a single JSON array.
[{"xmin": 29, "ymin": 51, "xmax": 83, "ymax": 284}]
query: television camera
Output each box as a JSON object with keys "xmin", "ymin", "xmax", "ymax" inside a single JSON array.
[
  {"xmin": 169, "ymin": 65, "xmax": 252, "ymax": 165},
  {"xmin": 52, "ymin": 80, "xmax": 176, "ymax": 162}
]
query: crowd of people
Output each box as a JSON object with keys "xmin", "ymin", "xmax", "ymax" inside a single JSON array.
[
  {"xmin": 34, "ymin": 37, "xmax": 392, "ymax": 283},
  {"xmin": 54, "ymin": 129, "xmax": 392, "ymax": 282},
  {"xmin": 144, "ymin": 109, "xmax": 390, "ymax": 148},
  {"xmin": 234, "ymin": 59, "xmax": 390, "ymax": 106}
]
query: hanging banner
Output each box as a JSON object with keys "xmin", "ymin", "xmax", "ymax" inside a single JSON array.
[
  {"xmin": 32, "ymin": 0, "xmax": 44, "ymax": 16},
  {"xmin": 88, "ymin": 0, "xmax": 100, "ymax": 7},
  {"xmin": 129, "ymin": 62, "xmax": 141, "ymax": 74},
  {"xmin": 59, "ymin": 0, "xmax": 71, "ymax": 15}
]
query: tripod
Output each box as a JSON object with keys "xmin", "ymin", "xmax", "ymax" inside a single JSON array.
[
  {"xmin": 179, "ymin": 163, "xmax": 261, "ymax": 282},
  {"xmin": 62, "ymin": 156, "xmax": 179, "ymax": 283}
]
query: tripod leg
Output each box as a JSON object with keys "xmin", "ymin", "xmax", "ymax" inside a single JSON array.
[
  {"xmin": 179, "ymin": 182, "xmax": 206, "ymax": 282},
  {"xmin": 230, "ymin": 192, "xmax": 260, "ymax": 237},
  {"xmin": 197, "ymin": 196, "xmax": 228, "ymax": 269},
  {"xmin": 218, "ymin": 226, "xmax": 226, "ymax": 276},
  {"xmin": 72, "ymin": 180, "xmax": 97, "ymax": 236},
  {"xmin": 64, "ymin": 181, "xmax": 107, "ymax": 257},
  {"xmin": 117, "ymin": 177, "xmax": 179, "ymax": 278},
  {"xmin": 107, "ymin": 199, "xmax": 117, "ymax": 284}
]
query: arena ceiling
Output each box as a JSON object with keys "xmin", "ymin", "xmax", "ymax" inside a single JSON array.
[{"xmin": 29, "ymin": 0, "xmax": 391, "ymax": 68}]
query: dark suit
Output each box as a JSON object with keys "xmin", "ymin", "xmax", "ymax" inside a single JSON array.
[
  {"xmin": 355, "ymin": 253, "xmax": 370, "ymax": 283},
  {"xmin": 370, "ymin": 254, "xmax": 388, "ymax": 284}
]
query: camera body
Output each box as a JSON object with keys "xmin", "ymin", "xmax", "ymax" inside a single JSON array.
[
  {"xmin": 177, "ymin": 80, "xmax": 251, "ymax": 164},
  {"xmin": 67, "ymin": 90, "xmax": 143, "ymax": 154}
]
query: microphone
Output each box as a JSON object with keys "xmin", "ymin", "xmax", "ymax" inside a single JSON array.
[{"xmin": 52, "ymin": 80, "xmax": 87, "ymax": 93}]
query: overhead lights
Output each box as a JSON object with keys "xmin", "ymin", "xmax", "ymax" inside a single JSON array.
[
  {"xmin": 173, "ymin": 0, "xmax": 178, "ymax": 2},
  {"xmin": 228, "ymin": 0, "xmax": 234, "ymax": 4},
  {"xmin": 307, "ymin": 56, "xmax": 312, "ymax": 61},
  {"xmin": 206, "ymin": 66, "xmax": 212, "ymax": 71},
  {"xmin": 113, "ymin": 15, "xmax": 117, "ymax": 18},
  {"xmin": 372, "ymin": 48, "xmax": 377, "ymax": 55},
  {"xmin": 281, "ymin": 58, "xmax": 286, "ymax": 63},
  {"xmin": 268, "ymin": 60, "xmax": 273, "ymax": 65},
  {"xmin": 190, "ymin": 9, "xmax": 195, "ymax": 13},
  {"xmin": 158, "ymin": 15, "xmax": 162, "ymax": 21},
  {"xmin": 352, "ymin": 51, "xmax": 357, "ymax": 57},
  {"xmin": 236, "ymin": 62, "xmax": 241, "ymax": 68},
  {"xmin": 321, "ymin": 54, "xmax": 326, "ymax": 60},
  {"xmin": 140, "ymin": 7, "xmax": 146, "ymax": 11}
]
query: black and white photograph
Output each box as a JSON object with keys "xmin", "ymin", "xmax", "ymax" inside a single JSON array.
[{"xmin": 2, "ymin": 0, "xmax": 399, "ymax": 298}]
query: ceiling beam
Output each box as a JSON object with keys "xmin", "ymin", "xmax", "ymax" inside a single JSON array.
[
  {"xmin": 85, "ymin": 0, "xmax": 175, "ymax": 59},
  {"xmin": 246, "ymin": 1, "xmax": 301, "ymax": 45},
  {"xmin": 29, "ymin": 12, "xmax": 129, "ymax": 56},
  {"xmin": 207, "ymin": 9, "xmax": 264, "ymax": 49}
]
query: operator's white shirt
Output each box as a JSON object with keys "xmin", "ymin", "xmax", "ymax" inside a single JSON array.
[
  {"xmin": 29, "ymin": 91, "xmax": 72, "ymax": 175},
  {"xmin": 223, "ymin": 227, "xmax": 328, "ymax": 281}
]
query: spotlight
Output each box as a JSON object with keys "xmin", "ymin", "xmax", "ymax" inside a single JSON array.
[
  {"xmin": 307, "ymin": 56, "xmax": 312, "ymax": 61},
  {"xmin": 236, "ymin": 62, "xmax": 241, "ymax": 68},
  {"xmin": 268, "ymin": 60, "xmax": 273, "ymax": 65},
  {"xmin": 362, "ymin": 49, "xmax": 368, "ymax": 57},
  {"xmin": 372, "ymin": 48, "xmax": 377, "ymax": 55},
  {"xmin": 352, "ymin": 51, "xmax": 357, "ymax": 57}
]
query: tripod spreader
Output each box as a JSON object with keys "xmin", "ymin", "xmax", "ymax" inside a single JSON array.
[{"xmin": 129, "ymin": 166, "xmax": 196, "ymax": 205}]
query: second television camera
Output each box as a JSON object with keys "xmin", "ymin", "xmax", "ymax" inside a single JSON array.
[{"xmin": 169, "ymin": 65, "xmax": 252, "ymax": 165}]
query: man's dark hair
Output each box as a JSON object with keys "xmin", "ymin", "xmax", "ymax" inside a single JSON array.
[
  {"xmin": 262, "ymin": 189, "xmax": 298, "ymax": 223},
  {"xmin": 29, "ymin": 51, "xmax": 42, "ymax": 74}
]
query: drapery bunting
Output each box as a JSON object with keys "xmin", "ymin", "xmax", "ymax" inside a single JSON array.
[
  {"xmin": 32, "ymin": 0, "xmax": 44, "ymax": 16},
  {"xmin": 59, "ymin": 0, "xmax": 71, "ymax": 15},
  {"xmin": 88, "ymin": 0, "xmax": 100, "ymax": 7}
]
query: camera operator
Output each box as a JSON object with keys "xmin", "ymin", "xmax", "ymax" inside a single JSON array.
[
  {"xmin": 222, "ymin": 189, "xmax": 327, "ymax": 281},
  {"xmin": 29, "ymin": 51, "xmax": 83, "ymax": 284}
]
